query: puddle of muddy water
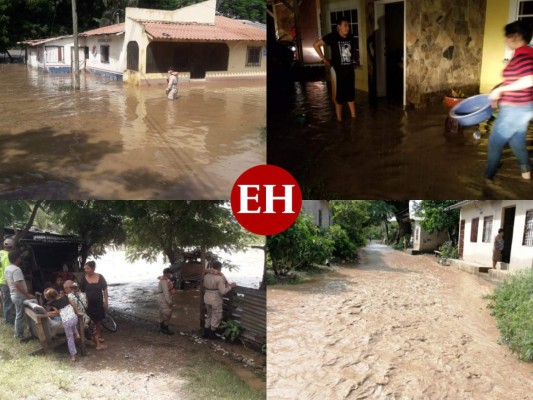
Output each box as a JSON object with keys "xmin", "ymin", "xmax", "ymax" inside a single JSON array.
[
  {"xmin": 268, "ymin": 80, "xmax": 533, "ymax": 198},
  {"xmin": 0, "ymin": 64, "xmax": 265, "ymax": 199}
]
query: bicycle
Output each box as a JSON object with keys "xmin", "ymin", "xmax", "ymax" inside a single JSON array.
[{"xmin": 101, "ymin": 311, "xmax": 118, "ymax": 332}]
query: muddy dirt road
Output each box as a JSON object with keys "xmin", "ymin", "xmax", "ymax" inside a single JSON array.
[{"xmin": 267, "ymin": 243, "xmax": 533, "ymax": 399}]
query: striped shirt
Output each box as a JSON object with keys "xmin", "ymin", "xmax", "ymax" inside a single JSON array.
[{"xmin": 500, "ymin": 45, "xmax": 533, "ymax": 105}]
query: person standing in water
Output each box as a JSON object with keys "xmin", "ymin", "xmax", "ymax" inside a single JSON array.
[
  {"xmin": 487, "ymin": 20, "xmax": 533, "ymax": 181},
  {"xmin": 166, "ymin": 68, "xmax": 179, "ymax": 100},
  {"xmin": 313, "ymin": 17, "xmax": 357, "ymax": 121}
]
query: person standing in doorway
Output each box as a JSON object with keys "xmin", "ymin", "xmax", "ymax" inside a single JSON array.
[
  {"xmin": 4, "ymin": 250, "xmax": 34, "ymax": 339},
  {"xmin": 166, "ymin": 68, "xmax": 179, "ymax": 100},
  {"xmin": 492, "ymin": 228, "xmax": 505, "ymax": 269},
  {"xmin": 313, "ymin": 17, "xmax": 357, "ymax": 121},
  {"xmin": 0, "ymin": 238, "xmax": 15, "ymax": 325},
  {"xmin": 487, "ymin": 20, "xmax": 533, "ymax": 181}
]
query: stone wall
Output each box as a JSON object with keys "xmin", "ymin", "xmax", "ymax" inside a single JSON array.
[
  {"xmin": 405, "ymin": 0, "xmax": 487, "ymax": 107},
  {"xmin": 365, "ymin": 0, "xmax": 487, "ymax": 108}
]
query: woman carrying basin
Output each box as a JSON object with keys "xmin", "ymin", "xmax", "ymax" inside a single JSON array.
[{"xmin": 486, "ymin": 20, "xmax": 533, "ymax": 182}]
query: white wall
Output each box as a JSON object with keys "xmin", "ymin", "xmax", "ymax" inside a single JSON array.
[
  {"xmin": 413, "ymin": 220, "xmax": 448, "ymax": 252},
  {"xmin": 301, "ymin": 200, "xmax": 331, "ymax": 229},
  {"xmin": 125, "ymin": 0, "xmax": 215, "ymax": 24},
  {"xmin": 84, "ymin": 35, "xmax": 125, "ymax": 75},
  {"xmin": 460, "ymin": 200, "xmax": 533, "ymax": 272}
]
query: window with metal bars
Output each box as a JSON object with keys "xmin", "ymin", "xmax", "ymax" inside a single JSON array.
[
  {"xmin": 482, "ymin": 216, "xmax": 493, "ymax": 243},
  {"xmin": 523, "ymin": 210, "xmax": 533, "ymax": 246},
  {"xmin": 470, "ymin": 218, "xmax": 479, "ymax": 242},
  {"xmin": 246, "ymin": 47, "xmax": 262, "ymax": 67}
]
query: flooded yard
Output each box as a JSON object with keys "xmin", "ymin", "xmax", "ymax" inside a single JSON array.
[
  {"xmin": 0, "ymin": 64, "xmax": 265, "ymax": 199},
  {"xmin": 95, "ymin": 248, "xmax": 264, "ymax": 331},
  {"xmin": 268, "ymin": 81, "xmax": 533, "ymax": 198},
  {"xmin": 267, "ymin": 243, "xmax": 533, "ymax": 399}
]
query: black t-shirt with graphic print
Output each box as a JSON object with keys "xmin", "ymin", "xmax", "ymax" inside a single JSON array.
[{"xmin": 322, "ymin": 30, "xmax": 356, "ymax": 69}]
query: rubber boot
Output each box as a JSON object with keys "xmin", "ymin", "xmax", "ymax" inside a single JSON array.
[
  {"xmin": 209, "ymin": 329, "xmax": 220, "ymax": 340},
  {"xmin": 203, "ymin": 328, "xmax": 211, "ymax": 338}
]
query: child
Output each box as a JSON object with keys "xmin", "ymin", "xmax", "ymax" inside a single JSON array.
[
  {"xmin": 64, "ymin": 280, "xmax": 99, "ymax": 347},
  {"xmin": 44, "ymin": 287, "xmax": 83, "ymax": 361}
]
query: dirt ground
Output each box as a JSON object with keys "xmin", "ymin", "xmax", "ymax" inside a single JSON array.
[
  {"xmin": 32, "ymin": 309, "xmax": 265, "ymax": 400},
  {"xmin": 267, "ymin": 243, "xmax": 533, "ymax": 400}
]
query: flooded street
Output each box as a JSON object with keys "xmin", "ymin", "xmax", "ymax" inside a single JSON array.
[
  {"xmin": 93, "ymin": 248, "xmax": 264, "ymax": 331},
  {"xmin": 0, "ymin": 64, "xmax": 265, "ymax": 199},
  {"xmin": 268, "ymin": 81, "xmax": 533, "ymax": 198},
  {"xmin": 267, "ymin": 243, "xmax": 533, "ymax": 399}
]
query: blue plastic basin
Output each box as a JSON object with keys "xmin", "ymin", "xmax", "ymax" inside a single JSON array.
[{"xmin": 449, "ymin": 94, "xmax": 492, "ymax": 126}]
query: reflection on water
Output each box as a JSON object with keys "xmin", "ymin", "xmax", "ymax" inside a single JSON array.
[
  {"xmin": 268, "ymin": 81, "xmax": 533, "ymax": 198},
  {"xmin": 94, "ymin": 249, "xmax": 263, "ymax": 330},
  {"xmin": 0, "ymin": 64, "xmax": 265, "ymax": 199}
]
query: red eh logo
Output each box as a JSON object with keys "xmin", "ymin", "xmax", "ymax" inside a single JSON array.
[{"xmin": 230, "ymin": 165, "xmax": 302, "ymax": 236}]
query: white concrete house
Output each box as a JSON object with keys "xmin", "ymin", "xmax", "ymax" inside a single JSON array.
[
  {"xmin": 22, "ymin": 0, "xmax": 266, "ymax": 84},
  {"xmin": 301, "ymin": 200, "xmax": 331, "ymax": 229},
  {"xmin": 411, "ymin": 217, "xmax": 448, "ymax": 252},
  {"xmin": 449, "ymin": 200, "xmax": 533, "ymax": 273}
]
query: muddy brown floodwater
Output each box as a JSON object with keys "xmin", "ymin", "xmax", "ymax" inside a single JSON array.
[
  {"xmin": 267, "ymin": 243, "xmax": 533, "ymax": 400},
  {"xmin": 0, "ymin": 64, "xmax": 265, "ymax": 199},
  {"xmin": 268, "ymin": 81, "xmax": 533, "ymax": 199}
]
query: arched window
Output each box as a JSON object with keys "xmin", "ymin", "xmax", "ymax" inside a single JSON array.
[{"xmin": 126, "ymin": 41, "xmax": 139, "ymax": 71}]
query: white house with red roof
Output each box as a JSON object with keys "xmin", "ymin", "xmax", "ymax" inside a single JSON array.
[
  {"xmin": 22, "ymin": 0, "xmax": 266, "ymax": 83},
  {"xmin": 447, "ymin": 200, "xmax": 533, "ymax": 273}
]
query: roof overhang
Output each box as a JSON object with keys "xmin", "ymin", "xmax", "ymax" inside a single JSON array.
[{"xmin": 445, "ymin": 201, "xmax": 475, "ymax": 211}]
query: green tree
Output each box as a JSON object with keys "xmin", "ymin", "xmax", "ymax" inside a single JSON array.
[
  {"xmin": 384, "ymin": 200, "xmax": 412, "ymax": 244},
  {"xmin": 367, "ymin": 201, "xmax": 396, "ymax": 243},
  {"xmin": 267, "ymin": 214, "xmax": 333, "ymax": 276},
  {"xmin": 415, "ymin": 200, "xmax": 460, "ymax": 245},
  {"xmin": 47, "ymin": 200, "xmax": 126, "ymax": 268},
  {"xmin": 0, "ymin": 200, "xmax": 44, "ymax": 244},
  {"xmin": 330, "ymin": 200, "xmax": 372, "ymax": 249},
  {"xmin": 218, "ymin": 0, "xmax": 265, "ymax": 23},
  {"xmin": 323, "ymin": 224, "xmax": 356, "ymax": 260},
  {"xmin": 123, "ymin": 201, "xmax": 249, "ymax": 266}
]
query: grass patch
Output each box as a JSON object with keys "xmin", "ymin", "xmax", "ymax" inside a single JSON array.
[
  {"xmin": 485, "ymin": 269, "xmax": 533, "ymax": 362},
  {"xmin": 0, "ymin": 324, "xmax": 75, "ymax": 400},
  {"xmin": 267, "ymin": 264, "xmax": 333, "ymax": 286},
  {"xmin": 182, "ymin": 353, "xmax": 265, "ymax": 400}
]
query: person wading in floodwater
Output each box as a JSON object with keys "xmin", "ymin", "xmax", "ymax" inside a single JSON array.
[
  {"xmin": 487, "ymin": 20, "xmax": 533, "ymax": 182},
  {"xmin": 313, "ymin": 17, "xmax": 357, "ymax": 122},
  {"xmin": 166, "ymin": 68, "xmax": 179, "ymax": 100}
]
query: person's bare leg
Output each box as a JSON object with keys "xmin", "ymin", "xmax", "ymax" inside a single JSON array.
[
  {"xmin": 95, "ymin": 322, "xmax": 107, "ymax": 350},
  {"xmin": 330, "ymin": 68, "xmax": 342, "ymax": 121},
  {"xmin": 347, "ymin": 101, "xmax": 356, "ymax": 119},
  {"xmin": 334, "ymin": 102, "xmax": 343, "ymax": 122},
  {"xmin": 492, "ymin": 260, "xmax": 497, "ymax": 269}
]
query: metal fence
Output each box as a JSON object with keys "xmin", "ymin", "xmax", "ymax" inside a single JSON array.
[{"xmin": 223, "ymin": 286, "xmax": 266, "ymax": 349}]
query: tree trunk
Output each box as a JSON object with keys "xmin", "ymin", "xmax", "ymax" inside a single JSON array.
[
  {"xmin": 79, "ymin": 242, "xmax": 90, "ymax": 270},
  {"xmin": 199, "ymin": 245, "xmax": 206, "ymax": 329},
  {"xmin": 13, "ymin": 201, "xmax": 43, "ymax": 244}
]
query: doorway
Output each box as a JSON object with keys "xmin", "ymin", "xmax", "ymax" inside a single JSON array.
[
  {"xmin": 502, "ymin": 206, "xmax": 516, "ymax": 264},
  {"xmin": 374, "ymin": 0, "xmax": 405, "ymax": 105}
]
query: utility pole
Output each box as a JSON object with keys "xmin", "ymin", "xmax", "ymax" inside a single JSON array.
[{"xmin": 71, "ymin": 0, "xmax": 80, "ymax": 90}]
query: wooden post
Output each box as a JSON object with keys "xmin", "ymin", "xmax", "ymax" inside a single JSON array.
[{"xmin": 71, "ymin": 0, "xmax": 80, "ymax": 90}]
